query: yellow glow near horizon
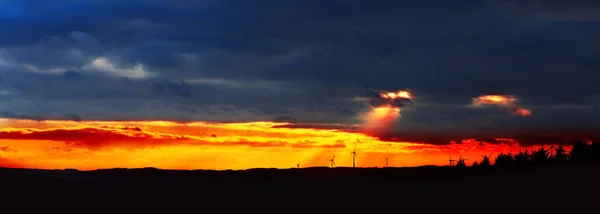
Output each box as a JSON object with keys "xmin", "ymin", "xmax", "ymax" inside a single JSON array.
[{"xmin": 0, "ymin": 119, "xmax": 532, "ymax": 170}]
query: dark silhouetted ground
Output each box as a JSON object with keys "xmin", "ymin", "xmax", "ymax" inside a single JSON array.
[{"xmin": 1, "ymin": 164, "xmax": 598, "ymax": 212}]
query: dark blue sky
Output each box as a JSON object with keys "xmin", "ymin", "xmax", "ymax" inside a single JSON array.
[{"xmin": 1, "ymin": 0, "xmax": 599, "ymax": 144}]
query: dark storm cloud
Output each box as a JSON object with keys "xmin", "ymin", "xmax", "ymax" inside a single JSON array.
[
  {"xmin": 63, "ymin": 70, "xmax": 85, "ymax": 82},
  {"xmin": 372, "ymin": 129, "xmax": 600, "ymax": 146},
  {"xmin": 274, "ymin": 122, "xmax": 600, "ymax": 146},
  {"xmin": 63, "ymin": 113, "xmax": 83, "ymax": 122},
  {"xmin": 0, "ymin": 110, "xmax": 46, "ymax": 121},
  {"xmin": 150, "ymin": 80, "xmax": 192, "ymax": 97},
  {"xmin": 12, "ymin": 83, "xmax": 34, "ymax": 93},
  {"xmin": 273, "ymin": 115, "xmax": 298, "ymax": 123},
  {"xmin": 0, "ymin": 109, "xmax": 85, "ymax": 122},
  {"xmin": 1, "ymin": 0, "xmax": 600, "ymax": 142}
]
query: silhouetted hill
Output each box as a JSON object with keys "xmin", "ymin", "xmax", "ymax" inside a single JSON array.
[{"xmin": 2, "ymin": 164, "xmax": 598, "ymax": 212}]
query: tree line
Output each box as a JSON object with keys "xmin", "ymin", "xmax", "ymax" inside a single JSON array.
[{"xmin": 454, "ymin": 140, "xmax": 600, "ymax": 168}]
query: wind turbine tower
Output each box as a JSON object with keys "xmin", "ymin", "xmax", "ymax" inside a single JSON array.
[
  {"xmin": 351, "ymin": 144, "xmax": 358, "ymax": 168},
  {"xmin": 329, "ymin": 154, "xmax": 336, "ymax": 168},
  {"xmin": 448, "ymin": 152, "xmax": 456, "ymax": 166},
  {"xmin": 457, "ymin": 153, "xmax": 469, "ymax": 166},
  {"xmin": 385, "ymin": 157, "xmax": 389, "ymax": 167}
]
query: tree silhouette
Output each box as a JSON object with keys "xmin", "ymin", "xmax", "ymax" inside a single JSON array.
[
  {"xmin": 591, "ymin": 141, "xmax": 600, "ymax": 162},
  {"xmin": 553, "ymin": 145, "xmax": 568, "ymax": 162},
  {"xmin": 479, "ymin": 155, "xmax": 491, "ymax": 168},
  {"xmin": 532, "ymin": 146, "xmax": 550, "ymax": 164},
  {"xmin": 455, "ymin": 158, "xmax": 467, "ymax": 168},
  {"xmin": 458, "ymin": 139, "xmax": 599, "ymax": 169},
  {"xmin": 569, "ymin": 140, "xmax": 591, "ymax": 162},
  {"xmin": 514, "ymin": 150, "xmax": 532, "ymax": 166},
  {"xmin": 494, "ymin": 152, "xmax": 515, "ymax": 168}
]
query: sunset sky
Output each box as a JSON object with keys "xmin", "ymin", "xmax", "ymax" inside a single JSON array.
[
  {"xmin": 1, "ymin": 1, "xmax": 600, "ymax": 170},
  {"xmin": 0, "ymin": 118, "xmax": 533, "ymax": 170}
]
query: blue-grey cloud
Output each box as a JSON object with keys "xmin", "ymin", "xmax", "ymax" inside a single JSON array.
[
  {"xmin": 1, "ymin": 0, "xmax": 599, "ymax": 139},
  {"xmin": 63, "ymin": 113, "xmax": 83, "ymax": 122},
  {"xmin": 150, "ymin": 80, "xmax": 191, "ymax": 97},
  {"xmin": 273, "ymin": 115, "xmax": 298, "ymax": 123},
  {"xmin": 63, "ymin": 70, "xmax": 85, "ymax": 82},
  {"xmin": 0, "ymin": 109, "xmax": 46, "ymax": 121}
]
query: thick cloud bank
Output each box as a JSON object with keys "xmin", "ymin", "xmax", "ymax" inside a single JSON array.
[{"xmin": 1, "ymin": 0, "xmax": 599, "ymax": 137}]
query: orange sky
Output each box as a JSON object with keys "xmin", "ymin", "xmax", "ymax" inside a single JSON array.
[{"xmin": 0, "ymin": 118, "xmax": 541, "ymax": 170}]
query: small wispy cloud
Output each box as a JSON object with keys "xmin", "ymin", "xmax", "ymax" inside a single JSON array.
[
  {"xmin": 0, "ymin": 57, "xmax": 8, "ymax": 66},
  {"xmin": 83, "ymin": 57, "xmax": 157, "ymax": 79},
  {"xmin": 185, "ymin": 77, "xmax": 283, "ymax": 89},
  {"xmin": 0, "ymin": 52, "xmax": 15, "ymax": 67},
  {"xmin": 24, "ymin": 65, "xmax": 69, "ymax": 74}
]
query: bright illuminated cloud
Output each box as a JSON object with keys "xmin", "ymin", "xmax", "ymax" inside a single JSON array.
[
  {"xmin": 472, "ymin": 95, "xmax": 516, "ymax": 107},
  {"xmin": 363, "ymin": 105, "xmax": 401, "ymax": 129},
  {"xmin": 472, "ymin": 95, "xmax": 532, "ymax": 117},
  {"xmin": 515, "ymin": 108, "xmax": 532, "ymax": 116},
  {"xmin": 83, "ymin": 57, "xmax": 156, "ymax": 79},
  {"xmin": 361, "ymin": 90, "xmax": 413, "ymax": 130}
]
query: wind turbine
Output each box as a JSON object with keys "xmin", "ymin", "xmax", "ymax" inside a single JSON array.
[
  {"xmin": 296, "ymin": 163, "xmax": 300, "ymax": 168},
  {"xmin": 480, "ymin": 152, "xmax": 494, "ymax": 165},
  {"xmin": 482, "ymin": 152, "xmax": 493, "ymax": 159},
  {"xmin": 329, "ymin": 154, "xmax": 336, "ymax": 168},
  {"xmin": 351, "ymin": 144, "xmax": 358, "ymax": 168},
  {"xmin": 448, "ymin": 152, "xmax": 456, "ymax": 166},
  {"xmin": 384, "ymin": 157, "xmax": 389, "ymax": 167},
  {"xmin": 456, "ymin": 153, "xmax": 469, "ymax": 167}
]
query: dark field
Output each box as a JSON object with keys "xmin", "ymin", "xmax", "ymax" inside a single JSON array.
[{"xmin": 2, "ymin": 164, "xmax": 598, "ymax": 212}]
